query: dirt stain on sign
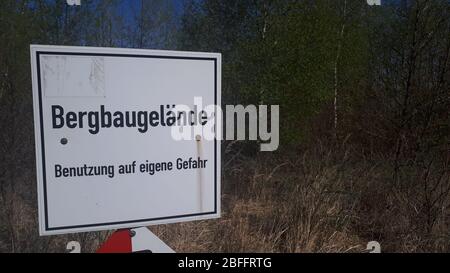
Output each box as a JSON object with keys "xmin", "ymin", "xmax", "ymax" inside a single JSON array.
[
  {"xmin": 89, "ymin": 57, "xmax": 105, "ymax": 95},
  {"xmin": 41, "ymin": 55, "xmax": 105, "ymax": 97}
]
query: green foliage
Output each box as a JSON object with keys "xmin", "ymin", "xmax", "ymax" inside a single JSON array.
[
  {"xmin": 181, "ymin": 0, "xmax": 370, "ymax": 144},
  {"xmin": 0, "ymin": 0, "xmax": 449, "ymax": 253}
]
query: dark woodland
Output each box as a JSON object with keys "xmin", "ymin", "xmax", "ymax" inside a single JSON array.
[{"xmin": 0, "ymin": 0, "xmax": 449, "ymax": 252}]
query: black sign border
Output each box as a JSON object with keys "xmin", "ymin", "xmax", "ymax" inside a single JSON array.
[{"xmin": 35, "ymin": 50, "xmax": 219, "ymax": 232}]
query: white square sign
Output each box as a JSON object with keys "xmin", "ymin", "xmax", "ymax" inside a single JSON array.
[{"xmin": 30, "ymin": 45, "xmax": 221, "ymax": 235}]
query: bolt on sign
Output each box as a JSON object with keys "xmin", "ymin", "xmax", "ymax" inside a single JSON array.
[{"xmin": 30, "ymin": 45, "xmax": 221, "ymax": 235}]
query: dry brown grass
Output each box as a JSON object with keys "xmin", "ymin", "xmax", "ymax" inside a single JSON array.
[
  {"xmin": 1, "ymin": 143, "xmax": 449, "ymax": 252},
  {"xmin": 151, "ymin": 144, "xmax": 450, "ymax": 253}
]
